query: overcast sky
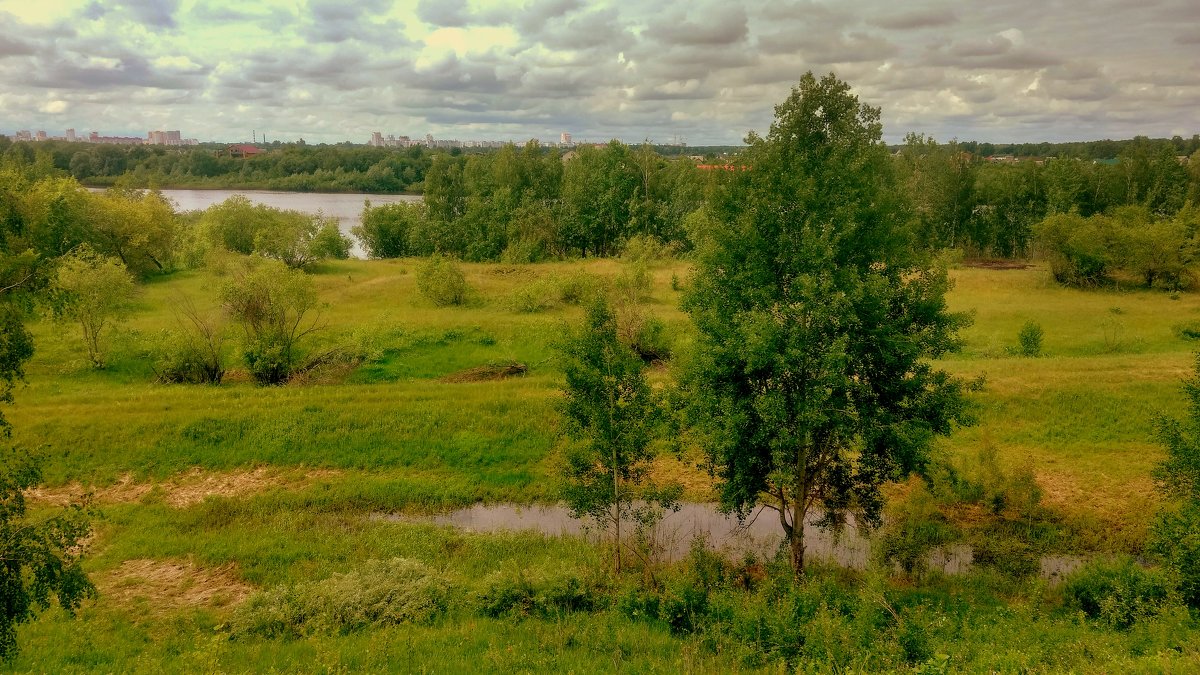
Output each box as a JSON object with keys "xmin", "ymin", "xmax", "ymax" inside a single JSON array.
[{"xmin": 1, "ymin": 0, "xmax": 1198, "ymax": 145}]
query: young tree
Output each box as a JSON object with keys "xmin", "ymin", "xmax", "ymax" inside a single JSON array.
[
  {"xmin": 51, "ymin": 245, "xmax": 136, "ymax": 368},
  {"xmin": 559, "ymin": 299, "xmax": 678, "ymax": 573},
  {"xmin": 682, "ymin": 72, "xmax": 974, "ymax": 577},
  {"xmin": 1151, "ymin": 354, "xmax": 1200, "ymax": 608},
  {"xmin": 221, "ymin": 258, "xmax": 321, "ymax": 385}
]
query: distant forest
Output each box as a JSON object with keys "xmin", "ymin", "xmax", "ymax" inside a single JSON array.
[{"xmin": 2, "ymin": 133, "xmax": 1197, "ymax": 196}]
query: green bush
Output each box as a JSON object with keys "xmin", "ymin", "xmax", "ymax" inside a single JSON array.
[
  {"xmin": 1017, "ymin": 321, "xmax": 1044, "ymax": 357},
  {"xmin": 971, "ymin": 534, "xmax": 1039, "ymax": 578},
  {"xmin": 476, "ymin": 568, "xmax": 605, "ymax": 618},
  {"xmin": 416, "ymin": 253, "xmax": 469, "ymax": 306},
  {"xmin": 1172, "ymin": 320, "xmax": 1200, "ymax": 341},
  {"xmin": 149, "ymin": 297, "xmax": 227, "ymax": 384},
  {"xmin": 555, "ymin": 271, "xmax": 600, "ymax": 305},
  {"xmin": 1151, "ymin": 502, "xmax": 1200, "ymax": 608},
  {"xmin": 627, "ymin": 316, "xmax": 672, "ymax": 362},
  {"xmin": 150, "ymin": 329, "xmax": 225, "ymax": 384},
  {"xmin": 507, "ymin": 278, "xmax": 559, "ymax": 313},
  {"xmin": 232, "ymin": 558, "xmax": 452, "ymax": 638},
  {"xmin": 877, "ymin": 480, "xmax": 959, "ymax": 578},
  {"xmin": 1063, "ymin": 557, "xmax": 1179, "ymax": 629},
  {"xmin": 622, "ymin": 234, "xmax": 674, "ymax": 264}
]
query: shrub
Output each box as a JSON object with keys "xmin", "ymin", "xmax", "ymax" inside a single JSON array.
[
  {"xmin": 1016, "ymin": 321, "xmax": 1043, "ymax": 357},
  {"xmin": 1150, "ymin": 503, "xmax": 1200, "ymax": 608},
  {"xmin": 970, "ymin": 534, "xmax": 1039, "ymax": 578},
  {"xmin": 1172, "ymin": 320, "xmax": 1200, "ymax": 341},
  {"xmin": 50, "ymin": 244, "xmax": 137, "ymax": 368},
  {"xmin": 353, "ymin": 201, "xmax": 426, "ymax": 258},
  {"xmin": 1063, "ymin": 557, "xmax": 1179, "ymax": 629},
  {"xmin": 232, "ymin": 558, "xmax": 451, "ymax": 638},
  {"xmin": 416, "ymin": 253, "xmax": 469, "ymax": 306},
  {"xmin": 150, "ymin": 295, "xmax": 227, "ymax": 384},
  {"xmin": 221, "ymin": 258, "xmax": 321, "ymax": 385},
  {"xmin": 877, "ymin": 480, "xmax": 959, "ymax": 578},
  {"xmin": 507, "ymin": 278, "xmax": 559, "ymax": 313},
  {"xmin": 622, "ymin": 234, "xmax": 673, "ymax": 264},
  {"xmin": 626, "ymin": 316, "xmax": 672, "ymax": 362},
  {"xmin": 555, "ymin": 270, "xmax": 600, "ymax": 305},
  {"xmin": 476, "ymin": 568, "xmax": 605, "ymax": 618}
]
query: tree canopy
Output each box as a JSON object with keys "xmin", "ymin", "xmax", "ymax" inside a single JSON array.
[{"xmin": 682, "ymin": 72, "xmax": 974, "ymax": 576}]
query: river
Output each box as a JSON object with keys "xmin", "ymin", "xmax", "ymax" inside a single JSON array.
[{"xmin": 128, "ymin": 188, "xmax": 421, "ymax": 259}]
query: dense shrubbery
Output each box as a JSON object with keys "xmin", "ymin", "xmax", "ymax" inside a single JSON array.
[
  {"xmin": 1035, "ymin": 203, "xmax": 1200, "ymax": 289},
  {"xmin": 1063, "ymin": 557, "xmax": 1180, "ymax": 629},
  {"xmin": 198, "ymin": 196, "xmax": 352, "ymax": 270},
  {"xmin": 233, "ymin": 558, "xmax": 451, "ymax": 638}
]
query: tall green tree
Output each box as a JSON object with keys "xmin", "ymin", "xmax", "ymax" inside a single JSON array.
[
  {"xmin": 558, "ymin": 299, "xmax": 678, "ymax": 573},
  {"xmin": 682, "ymin": 72, "xmax": 974, "ymax": 577}
]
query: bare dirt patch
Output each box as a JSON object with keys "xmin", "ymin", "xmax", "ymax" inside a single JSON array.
[
  {"xmin": 440, "ymin": 360, "xmax": 528, "ymax": 383},
  {"xmin": 98, "ymin": 558, "xmax": 253, "ymax": 613},
  {"xmin": 28, "ymin": 467, "xmax": 343, "ymax": 508}
]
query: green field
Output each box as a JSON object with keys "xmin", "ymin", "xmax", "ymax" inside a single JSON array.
[{"xmin": 9, "ymin": 258, "xmax": 1200, "ymax": 672}]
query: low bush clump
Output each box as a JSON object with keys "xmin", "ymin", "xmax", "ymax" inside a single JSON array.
[
  {"xmin": 232, "ymin": 558, "xmax": 453, "ymax": 638},
  {"xmin": 416, "ymin": 253, "xmax": 470, "ymax": 306},
  {"xmin": 507, "ymin": 277, "xmax": 559, "ymax": 313},
  {"xmin": 1063, "ymin": 557, "xmax": 1179, "ymax": 629},
  {"xmin": 1016, "ymin": 320, "xmax": 1044, "ymax": 357},
  {"xmin": 476, "ymin": 568, "xmax": 606, "ymax": 618}
]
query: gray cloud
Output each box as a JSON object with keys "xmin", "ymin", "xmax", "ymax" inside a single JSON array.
[
  {"xmin": 416, "ymin": 0, "xmax": 469, "ymax": 27},
  {"xmin": 870, "ymin": 8, "xmax": 957, "ymax": 30},
  {"xmin": 2, "ymin": 0, "xmax": 1196, "ymax": 144},
  {"xmin": 650, "ymin": 6, "xmax": 749, "ymax": 46}
]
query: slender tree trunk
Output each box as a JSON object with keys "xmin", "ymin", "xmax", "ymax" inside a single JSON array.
[
  {"xmin": 613, "ymin": 444, "xmax": 622, "ymax": 573},
  {"xmin": 789, "ymin": 496, "xmax": 806, "ymax": 578}
]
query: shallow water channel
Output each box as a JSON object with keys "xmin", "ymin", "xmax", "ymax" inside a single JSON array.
[{"xmin": 377, "ymin": 503, "xmax": 1087, "ymax": 582}]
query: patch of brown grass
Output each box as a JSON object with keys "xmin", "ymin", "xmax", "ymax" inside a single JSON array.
[
  {"xmin": 98, "ymin": 558, "xmax": 252, "ymax": 614},
  {"xmin": 28, "ymin": 467, "xmax": 343, "ymax": 508}
]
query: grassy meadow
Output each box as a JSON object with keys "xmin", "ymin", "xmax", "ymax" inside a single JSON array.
[{"xmin": 9, "ymin": 257, "xmax": 1200, "ymax": 672}]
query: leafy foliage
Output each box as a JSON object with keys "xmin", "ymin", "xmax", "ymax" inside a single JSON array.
[
  {"xmin": 415, "ymin": 253, "xmax": 469, "ymax": 306},
  {"xmin": 1016, "ymin": 321, "xmax": 1044, "ymax": 357},
  {"xmin": 233, "ymin": 558, "xmax": 451, "ymax": 638},
  {"xmin": 0, "ymin": 306, "xmax": 33, "ymax": 436},
  {"xmin": 1063, "ymin": 557, "xmax": 1179, "ymax": 629},
  {"xmin": 151, "ymin": 294, "xmax": 228, "ymax": 384},
  {"xmin": 1151, "ymin": 354, "xmax": 1200, "ymax": 607},
  {"xmin": 221, "ymin": 258, "xmax": 321, "ymax": 385},
  {"xmin": 682, "ymin": 72, "xmax": 974, "ymax": 575},
  {"xmin": 0, "ymin": 452, "xmax": 94, "ymax": 660},
  {"xmin": 50, "ymin": 244, "xmax": 136, "ymax": 368},
  {"xmin": 558, "ymin": 299, "xmax": 679, "ymax": 572}
]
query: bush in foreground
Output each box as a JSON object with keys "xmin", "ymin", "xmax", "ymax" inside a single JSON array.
[{"xmin": 416, "ymin": 253, "xmax": 469, "ymax": 306}]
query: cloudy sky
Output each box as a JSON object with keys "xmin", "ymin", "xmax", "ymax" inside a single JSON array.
[{"xmin": 1, "ymin": 0, "xmax": 1198, "ymax": 145}]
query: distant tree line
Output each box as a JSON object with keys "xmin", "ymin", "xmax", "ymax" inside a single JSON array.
[
  {"xmin": 898, "ymin": 134, "xmax": 1200, "ymax": 260},
  {"xmin": 0, "ymin": 137, "xmax": 433, "ymax": 194}
]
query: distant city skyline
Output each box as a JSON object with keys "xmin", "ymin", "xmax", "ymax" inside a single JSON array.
[{"xmin": 0, "ymin": 0, "xmax": 1197, "ymax": 145}]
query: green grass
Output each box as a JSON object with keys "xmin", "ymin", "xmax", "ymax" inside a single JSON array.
[{"xmin": 9, "ymin": 257, "xmax": 1200, "ymax": 672}]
